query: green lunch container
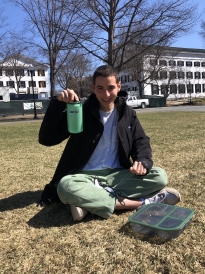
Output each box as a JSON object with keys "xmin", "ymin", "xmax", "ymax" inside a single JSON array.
[
  {"xmin": 129, "ymin": 204, "xmax": 194, "ymax": 241},
  {"xmin": 66, "ymin": 102, "xmax": 83, "ymax": 134}
]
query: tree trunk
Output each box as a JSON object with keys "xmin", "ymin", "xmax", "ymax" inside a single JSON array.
[
  {"xmin": 107, "ymin": 0, "xmax": 115, "ymax": 66},
  {"xmin": 137, "ymin": 80, "xmax": 143, "ymax": 98}
]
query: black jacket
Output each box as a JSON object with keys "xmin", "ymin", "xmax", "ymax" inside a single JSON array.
[{"xmin": 38, "ymin": 91, "xmax": 153, "ymax": 204}]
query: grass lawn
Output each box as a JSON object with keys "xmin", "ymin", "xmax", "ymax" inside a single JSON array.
[{"xmin": 0, "ymin": 111, "xmax": 204, "ymax": 274}]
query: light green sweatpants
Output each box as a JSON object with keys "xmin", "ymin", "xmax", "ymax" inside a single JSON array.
[{"xmin": 57, "ymin": 167, "xmax": 167, "ymax": 219}]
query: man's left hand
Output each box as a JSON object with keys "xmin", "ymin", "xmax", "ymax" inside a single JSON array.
[{"xmin": 130, "ymin": 161, "xmax": 147, "ymax": 175}]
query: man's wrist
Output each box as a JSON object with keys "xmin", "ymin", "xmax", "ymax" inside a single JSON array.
[{"xmin": 141, "ymin": 160, "xmax": 148, "ymax": 170}]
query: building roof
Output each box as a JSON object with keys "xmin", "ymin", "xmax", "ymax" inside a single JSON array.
[
  {"xmin": 0, "ymin": 54, "xmax": 49, "ymax": 69},
  {"xmin": 167, "ymin": 46, "xmax": 205, "ymax": 54}
]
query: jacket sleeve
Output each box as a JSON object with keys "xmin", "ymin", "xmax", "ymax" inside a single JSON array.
[
  {"xmin": 39, "ymin": 98, "xmax": 70, "ymax": 146},
  {"xmin": 130, "ymin": 111, "xmax": 153, "ymax": 172}
]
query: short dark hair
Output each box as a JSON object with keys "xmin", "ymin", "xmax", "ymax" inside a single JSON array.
[{"xmin": 92, "ymin": 65, "xmax": 120, "ymax": 84}]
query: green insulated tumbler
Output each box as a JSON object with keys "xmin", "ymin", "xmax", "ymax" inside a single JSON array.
[{"xmin": 66, "ymin": 102, "xmax": 83, "ymax": 133}]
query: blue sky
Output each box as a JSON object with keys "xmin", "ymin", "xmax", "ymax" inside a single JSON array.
[
  {"xmin": 172, "ymin": 0, "xmax": 205, "ymax": 49},
  {"xmin": 2, "ymin": 0, "xmax": 205, "ymax": 50}
]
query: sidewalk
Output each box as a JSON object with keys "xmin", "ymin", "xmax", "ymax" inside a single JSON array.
[{"xmin": 0, "ymin": 113, "xmax": 44, "ymax": 123}]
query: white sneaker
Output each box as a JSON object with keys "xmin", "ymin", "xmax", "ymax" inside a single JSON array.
[
  {"xmin": 70, "ymin": 205, "xmax": 88, "ymax": 221},
  {"xmin": 139, "ymin": 187, "xmax": 181, "ymax": 210}
]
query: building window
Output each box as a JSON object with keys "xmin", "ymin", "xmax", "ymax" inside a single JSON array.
[
  {"xmin": 161, "ymin": 85, "xmax": 169, "ymax": 95},
  {"xmin": 128, "ymin": 86, "xmax": 138, "ymax": 91},
  {"xmin": 39, "ymin": 81, "xmax": 46, "ymax": 88},
  {"xmin": 131, "ymin": 74, "xmax": 134, "ymax": 81},
  {"xmin": 0, "ymin": 95, "xmax": 3, "ymax": 100},
  {"xmin": 195, "ymin": 84, "xmax": 201, "ymax": 93},
  {"xmin": 27, "ymin": 70, "xmax": 35, "ymax": 77},
  {"xmin": 178, "ymin": 71, "xmax": 185, "ymax": 79},
  {"xmin": 0, "ymin": 69, "xmax": 2, "ymax": 76},
  {"xmin": 186, "ymin": 71, "xmax": 193, "ymax": 79},
  {"xmin": 18, "ymin": 81, "xmax": 26, "ymax": 88},
  {"xmin": 186, "ymin": 61, "xmax": 192, "ymax": 67},
  {"xmin": 150, "ymin": 71, "xmax": 158, "ymax": 80},
  {"xmin": 0, "ymin": 81, "xmax": 3, "ymax": 86},
  {"xmin": 160, "ymin": 71, "xmax": 167, "ymax": 79},
  {"xmin": 129, "ymin": 75, "xmax": 134, "ymax": 82},
  {"xmin": 201, "ymin": 62, "xmax": 205, "ymax": 67},
  {"xmin": 5, "ymin": 69, "xmax": 14, "ymax": 76},
  {"xmin": 150, "ymin": 59, "xmax": 157, "ymax": 66},
  {"xmin": 187, "ymin": 83, "xmax": 193, "ymax": 93},
  {"xmin": 169, "ymin": 60, "xmax": 176, "ymax": 66},
  {"xmin": 29, "ymin": 81, "xmax": 36, "ymax": 87},
  {"xmin": 6, "ymin": 81, "xmax": 15, "ymax": 88},
  {"xmin": 38, "ymin": 69, "xmax": 45, "ymax": 76},
  {"xmin": 121, "ymin": 75, "xmax": 125, "ymax": 83},
  {"xmin": 194, "ymin": 61, "xmax": 200, "ymax": 67},
  {"xmin": 202, "ymin": 84, "xmax": 205, "ymax": 92},
  {"xmin": 177, "ymin": 61, "xmax": 184, "ymax": 67},
  {"xmin": 159, "ymin": 60, "xmax": 167, "ymax": 66},
  {"xmin": 15, "ymin": 69, "xmax": 24, "ymax": 76},
  {"xmin": 202, "ymin": 72, "xmax": 205, "ymax": 79},
  {"xmin": 151, "ymin": 85, "xmax": 159, "ymax": 95},
  {"xmin": 127, "ymin": 75, "xmax": 133, "ymax": 82},
  {"xmin": 195, "ymin": 72, "xmax": 201, "ymax": 79},
  {"xmin": 170, "ymin": 71, "xmax": 176, "ymax": 79},
  {"xmin": 178, "ymin": 84, "xmax": 185, "ymax": 93},
  {"xmin": 170, "ymin": 84, "xmax": 177, "ymax": 94}
]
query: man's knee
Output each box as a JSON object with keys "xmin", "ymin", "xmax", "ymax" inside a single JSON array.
[
  {"xmin": 57, "ymin": 175, "xmax": 73, "ymax": 204},
  {"xmin": 150, "ymin": 167, "xmax": 168, "ymax": 188}
]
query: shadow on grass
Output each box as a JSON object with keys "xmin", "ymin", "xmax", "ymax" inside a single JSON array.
[
  {"xmin": 27, "ymin": 203, "xmax": 103, "ymax": 228},
  {"xmin": 27, "ymin": 202, "xmax": 74, "ymax": 228},
  {"xmin": 0, "ymin": 190, "xmax": 42, "ymax": 211},
  {"xmin": 0, "ymin": 190, "xmax": 73, "ymax": 228},
  {"xmin": 0, "ymin": 190, "xmax": 104, "ymax": 228},
  {"xmin": 118, "ymin": 222, "xmax": 167, "ymax": 245}
]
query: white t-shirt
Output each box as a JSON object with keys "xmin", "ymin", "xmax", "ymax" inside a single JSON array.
[{"xmin": 83, "ymin": 106, "xmax": 122, "ymax": 170}]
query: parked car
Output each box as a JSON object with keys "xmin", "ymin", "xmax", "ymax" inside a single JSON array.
[{"xmin": 126, "ymin": 96, "xmax": 149, "ymax": 109}]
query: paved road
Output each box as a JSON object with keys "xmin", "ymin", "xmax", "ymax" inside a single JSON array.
[{"xmin": 135, "ymin": 105, "xmax": 205, "ymax": 113}]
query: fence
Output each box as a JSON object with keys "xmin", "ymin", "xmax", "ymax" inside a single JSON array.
[
  {"xmin": 9, "ymin": 93, "xmax": 49, "ymax": 101},
  {"xmin": 0, "ymin": 95, "xmax": 169, "ymax": 117},
  {"xmin": 143, "ymin": 95, "xmax": 166, "ymax": 107},
  {"xmin": 0, "ymin": 100, "xmax": 50, "ymax": 116}
]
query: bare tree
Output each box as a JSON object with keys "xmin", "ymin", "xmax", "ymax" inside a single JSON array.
[
  {"xmin": 124, "ymin": 46, "xmax": 181, "ymax": 97},
  {"xmin": 1, "ymin": 58, "xmax": 27, "ymax": 94},
  {"xmin": 0, "ymin": 7, "xmax": 9, "ymax": 57},
  {"xmin": 76, "ymin": 0, "xmax": 197, "ymax": 72},
  {"xmin": 200, "ymin": 20, "xmax": 205, "ymax": 45},
  {"xmin": 56, "ymin": 51, "xmax": 93, "ymax": 97},
  {"xmin": 7, "ymin": 0, "xmax": 199, "ymax": 98},
  {"xmin": 0, "ymin": 43, "xmax": 47, "ymax": 94},
  {"xmin": 0, "ymin": 44, "xmax": 29, "ymax": 93},
  {"xmin": 10, "ymin": 0, "xmax": 89, "ymax": 97}
]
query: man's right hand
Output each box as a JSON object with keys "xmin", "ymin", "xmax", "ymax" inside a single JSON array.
[
  {"xmin": 36, "ymin": 183, "xmax": 60, "ymax": 207},
  {"xmin": 57, "ymin": 88, "xmax": 79, "ymax": 103}
]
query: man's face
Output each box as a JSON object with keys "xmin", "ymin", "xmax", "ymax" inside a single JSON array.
[{"xmin": 92, "ymin": 76, "xmax": 121, "ymax": 112}]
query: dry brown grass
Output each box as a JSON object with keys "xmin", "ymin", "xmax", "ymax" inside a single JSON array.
[
  {"xmin": 166, "ymin": 97, "xmax": 205, "ymax": 106},
  {"xmin": 0, "ymin": 112, "xmax": 205, "ymax": 274}
]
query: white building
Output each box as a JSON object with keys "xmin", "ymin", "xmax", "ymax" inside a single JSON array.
[
  {"xmin": 0, "ymin": 55, "xmax": 50, "ymax": 100},
  {"xmin": 119, "ymin": 46, "xmax": 205, "ymax": 99}
]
